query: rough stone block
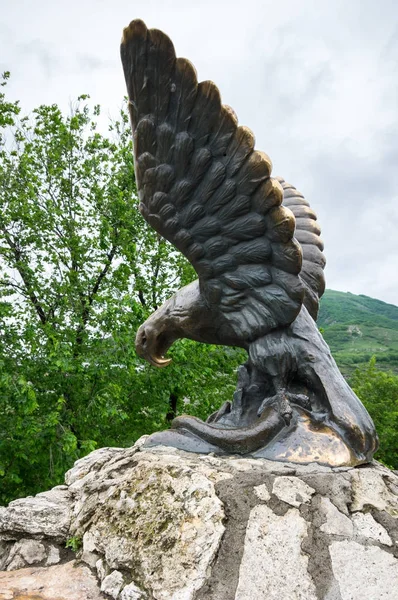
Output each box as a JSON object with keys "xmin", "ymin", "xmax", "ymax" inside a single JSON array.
[
  {"xmin": 329, "ymin": 540, "xmax": 398, "ymax": 600},
  {"xmin": 0, "ymin": 485, "xmax": 71, "ymax": 541},
  {"xmin": 101, "ymin": 569, "xmax": 124, "ymax": 598},
  {"xmin": 235, "ymin": 504, "xmax": 318, "ymax": 599},
  {"xmin": 352, "ymin": 512, "xmax": 392, "ymax": 546},
  {"xmin": 120, "ymin": 581, "xmax": 147, "ymax": 599},
  {"xmin": 272, "ymin": 475, "xmax": 315, "ymax": 507},
  {"xmin": 0, "ymin": 560, "xmax": 103, "ymax": 599},
  {"xmin": 319, "ymin": 498, "xmax": 354, "ymax": 536}
]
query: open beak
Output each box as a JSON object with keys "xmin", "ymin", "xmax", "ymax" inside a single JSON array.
[
  {"xmin": 135, "ymin": 325, "xmax": 173, "ymax": 368},
  {"xmin": 148, "ymin": 355, "xmax": 172, "ymax": 368}
]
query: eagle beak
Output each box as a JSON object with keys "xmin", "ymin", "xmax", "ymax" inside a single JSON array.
[
  {"xmin": 135, "ymin": 325, "xmax": 173, "ymax": 368},
  {"xmin": 148, "ymin": 355, "xmax": 172, "ymax": 368}
]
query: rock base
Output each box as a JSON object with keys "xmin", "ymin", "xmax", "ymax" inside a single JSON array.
[{"xmin": 0, "ymin": 439, "xmax": 397, "ymax": 599}]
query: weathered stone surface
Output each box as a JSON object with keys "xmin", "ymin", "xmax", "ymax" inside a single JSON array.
[
  {"xmin": 272, "ymin": 475, "xmax": 315, "ymax": 507},
  {"xmin": 45, "ymin": 544, "xmax": 60, "ymax": 566},
  {"xmin": 81, "ymin": 529, "xmax": 100, "ymax": 567},
  {"xmin": 329, "ymin": 540, "xmax": 398, "ymax": 600},
  {"xmin": 253, "ymin": 483, "xmax": 270, "ymax": 501},
  {"xmin": 0, "ymin": 485, "xmax": 71, "ymax": 541},
  {"xmin": 96, "ymin": 557, "xmax": 106, "ymax": 581},
  {"xmin": 0, "ymin": 560, "xmax": 102, "ymax": 599},
  {"xmin": 0, "ymin": 541, "xmax": 10, "ymax": 571},
  {"xmin": 5, "ymin": 539, "xmax": 46, "ymax": 571},
  {"xmin": 120, "ymin": 581, "xmax": 147, "ymax": 599},
  {"xmin": 1, "ymin": 445, "xmax": 398, "ymax": 600},
  {"xmin": 352, "ymin": 512, "xmax": 392, "ymax": 546},
  {"xmin": 65, "ymin": 446, "xmax": 127, "ymax": 486},
  {"xmin": 101, "ymin": 569, "xmax": 125, "ymax": 598},
  {"xmin": 3, "ymin": 551, "xmax": 25, "ymax": 572},
  {"xmin": 300, "ymin": 471, "xmax": 352, "ymax": 515},
  {"xmin": 319, "ymin": 498, "xmax": 353, "ymax": 536},
  {"xmin": 73, "ymin": 450, "xmax": 227, "ymax": 600},
  {"xmin": 350, "ymin": 468, "xmax": 398, "ymax": 516},
  {"xmin": 235, "ymin": 504, "xmax": 317, "ymax": 599},
  {"xmin": 67, "ymin": 446, "xmax": 143, "ymax": 537}
]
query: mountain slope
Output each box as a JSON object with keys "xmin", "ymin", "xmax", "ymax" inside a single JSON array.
[{"xmin": 318, "ymin": 290, "xmax": 398, "ymax": 376}]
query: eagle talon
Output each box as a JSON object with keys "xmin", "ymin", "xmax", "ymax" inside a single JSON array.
[
  {"xmin": 257, "ymin": 389, "xmax": 293, "ymax": 426},
  {"xmin": 278, "ymin": 393, "xmax": 293, "ymax": 426},
  {"xmin": 257, "ymin": 391, "xmax": 292, "ymax": 424},
  {"xmin": 282, "ymin": 410, "xmax": 293, "ymax": 426},
  {"xmin": 258, "ymin": 390, "xmax": 311, "ymax": 421},
  {"xmin": 288, "ymin": 393, "xmax": 311, "ymax": 411}
]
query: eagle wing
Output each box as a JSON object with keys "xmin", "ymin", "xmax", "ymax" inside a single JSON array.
[
  {"xmin": 278, "ymin": 177, "xmax": 326, "ymax": 321},
  {"xmin": 121, "ymin": 20, "xmax": 304, "ymax": 343}
]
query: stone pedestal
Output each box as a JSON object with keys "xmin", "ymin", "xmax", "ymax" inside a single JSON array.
[{"xmin": 1, "ymin": 439, "xmax": 397, "ymax": 599}]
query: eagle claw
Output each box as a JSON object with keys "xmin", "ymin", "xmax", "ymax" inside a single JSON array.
[{"xmin": 258, "ymin": 391, "xmax": 311, "ymax": 424}]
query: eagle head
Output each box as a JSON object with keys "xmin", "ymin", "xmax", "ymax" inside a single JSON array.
[
  {"xmin": 135, "ymin": 317, "xmax": 177, "ymax": 368},
  {"xmin": 135, "ymin": 280, "xmax": 206, "ymax": 368}
]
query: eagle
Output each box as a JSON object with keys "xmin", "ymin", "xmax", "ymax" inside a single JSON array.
[{"xmin": 120, "ymin": 20, "xmax": 377, "ymax": 466}]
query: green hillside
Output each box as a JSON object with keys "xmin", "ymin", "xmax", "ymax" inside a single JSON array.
[{"xmin": 318, "ymin": 290, "xmax": 398, "ymax": 376}]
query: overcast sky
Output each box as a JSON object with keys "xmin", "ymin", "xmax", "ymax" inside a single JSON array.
[{"xmin": 1, "ymin": 0, "xmax": 397, "ymax": 304}]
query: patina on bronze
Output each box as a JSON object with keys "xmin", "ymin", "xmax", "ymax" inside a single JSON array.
[{"xmin": 120, "ymin": 19, "xmax": 378, "ymax": 467}]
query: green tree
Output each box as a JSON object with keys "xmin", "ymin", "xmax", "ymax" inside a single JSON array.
[
  {"xmin": 0, "ymin": 73, "xmax": 244, "ymax": 504},
  {"xmin": 351, "ymin": 357, "xmax": 398, "ymax": 469}
]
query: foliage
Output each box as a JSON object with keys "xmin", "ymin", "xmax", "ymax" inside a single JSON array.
[
  {"xmin": 0, "ymin": 73, "xmax": 244, "ymax": 504},
  {"xmin": 65, "ymin": 536, "xmax": 82, "ymax": 553},
  {"xmin": 351, "ymin": 357, "xmax": 398, "ymax": 470}
]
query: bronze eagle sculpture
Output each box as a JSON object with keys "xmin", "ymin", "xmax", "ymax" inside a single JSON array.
[{"xmin": 121, "ymin": 19, "xmax": 378, "ymax": 466}]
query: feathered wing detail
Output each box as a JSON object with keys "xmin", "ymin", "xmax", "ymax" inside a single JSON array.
[
  {"xmin": 276, "ymin": 177, "xmax": 326, "ymax": 320},
  {"xmin": 121, "ymin": 20, "xmax": 304, "ymax": 343}
]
